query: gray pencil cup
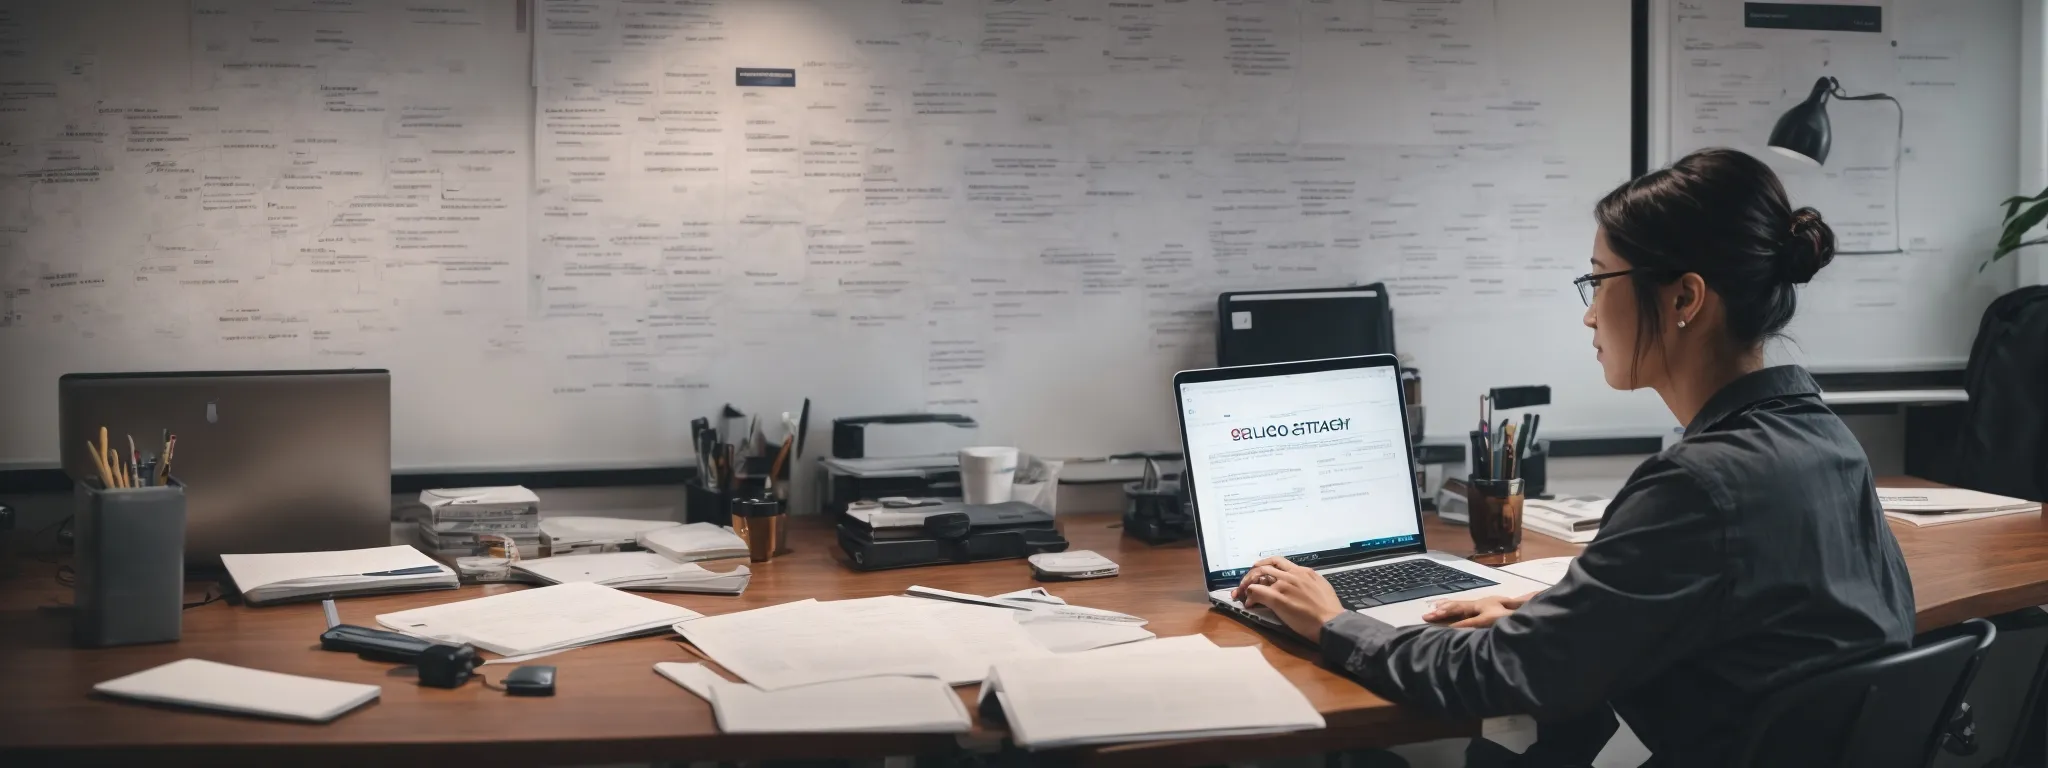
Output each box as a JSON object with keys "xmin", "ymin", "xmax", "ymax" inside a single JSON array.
[{"xmin": 73, "ymin": 480, "xmax": 185, "ymax": 648}]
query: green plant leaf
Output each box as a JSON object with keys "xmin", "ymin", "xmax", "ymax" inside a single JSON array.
[
  {"xmin": 2003, "ymin": 187, "xmax": 2048, "ymax": 222},
  {"xmin": 2003, "ymin": 199, "xmax": 2048, "ymax": 244}
]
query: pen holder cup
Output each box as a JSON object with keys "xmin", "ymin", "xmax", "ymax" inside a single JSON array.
[
  {"xmin": 684, "ymin": 476, "xmax": 765, "ymax": 527},
  {"xmin": 73, "ymin": 479, "xmax": 185, "ymax": 648},
  {"xmin": 1466, "ymin": 477, "xmax": 1523, "ymax": 556},
  {"xmin": 731, "ymin": 497, "xmax": 786, "ymax": 563}
]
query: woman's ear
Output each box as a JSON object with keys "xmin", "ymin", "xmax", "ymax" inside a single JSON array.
[{"xmin": 1673, "ymin": 273, "xmax": 1707, "ymax": 328}]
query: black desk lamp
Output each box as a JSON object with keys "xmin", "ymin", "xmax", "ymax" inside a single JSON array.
[{"xmin": 1767, "ymin": 76, "xmax": 1905, "ymax": 254}]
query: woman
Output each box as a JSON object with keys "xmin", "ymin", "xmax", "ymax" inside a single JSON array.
[{"xmin": 1235, "ymin": 148, "xmax": 1915, "ymax": 766}]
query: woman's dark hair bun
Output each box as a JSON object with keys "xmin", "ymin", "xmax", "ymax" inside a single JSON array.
[
  {"xmin": 1595, "ymin": 148, "xmax": 1834, "ymax": 351},
  {"xmin": 1779, "ymin": 206, "xmax": 1835, "ymax": 285}
]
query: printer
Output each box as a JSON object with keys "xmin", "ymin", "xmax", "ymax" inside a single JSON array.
[
  {"xmin": 816, "ymin": 413, "xmax": 978, "ymax": 517},
  {"xmin": 837, "ymin": 500, "xmax": 1067, "ymax": 571}
]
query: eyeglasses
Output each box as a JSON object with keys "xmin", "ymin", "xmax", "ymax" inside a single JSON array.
[{"xmin": 1573, "ymin": 270, "xmax": 1634, "ymax": 307}]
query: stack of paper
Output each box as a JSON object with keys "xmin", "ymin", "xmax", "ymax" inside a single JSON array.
[
  {"xmin": 415, "ymin": 487, "xmax": 542, "ymax": 559},
  {"xmin": 94, "ymin": 659, "xmax": 381, "ymax": 723},
  {"xmin": 977, "ymin": 637, "xmax": 1323, "ymax": 749},
  {"xmin": 512, "ymin": 551, "xmax": 750, "ymax": 595},
  {"xmin": 907, "ymin": 586, "xmax": 1155, "ymax": 653},
  {"xmin": 673, "ymin": 595, "xmax": 1052, "ymax": 689},
  {"xmin": 1523, "ymin": 496, "xmax": 1610, "ymax": 544},
  {"xmin": 376, "ymin": 581, "xmax": 701, "ymax": 657},
  {"xmin": 1880, "ymin": 488, "xmax": 2042, "ymax": 527},
  {"xmin": 221, "ymin": 545, "xmax": 458, "ymax": 606},
  {"xmin": 654, "ymin": 662, "xmax": 971, "ymax": 734},
  {"xmin": 541, "ymin": 516, "xmax": 680, "ymax": 556},
  {"xmin": 638, "ymin": 523, "xmax": 749, "ymax": 563}
]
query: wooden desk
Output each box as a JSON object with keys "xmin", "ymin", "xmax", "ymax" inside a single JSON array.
[{"xmin": 5, "ymin": 481, "xmax": 2045, "ymax": 766}]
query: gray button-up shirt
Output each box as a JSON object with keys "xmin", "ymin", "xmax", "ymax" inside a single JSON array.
[{"xmin": 1320, "ymin": 365, "xmax": 1915, "ymax": 765}]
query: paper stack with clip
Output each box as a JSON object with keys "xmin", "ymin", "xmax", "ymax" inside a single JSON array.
[
  {"xmin": 414, "ymin": 487, "xmax": 542, "ymax": 560},
  {"xmin": 512, "ymin": 551, "xmax": 750, "ymax": 595}
]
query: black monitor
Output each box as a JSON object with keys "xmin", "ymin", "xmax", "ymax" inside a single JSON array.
[{"xmin": 1215, "ymin": 284, "xmax": 1394, "ymax": 367}]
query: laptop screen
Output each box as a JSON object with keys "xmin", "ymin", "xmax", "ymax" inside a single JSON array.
[{"xmin": 1178, "ymin": 363, "xmax": 1422, "ymax": 583}]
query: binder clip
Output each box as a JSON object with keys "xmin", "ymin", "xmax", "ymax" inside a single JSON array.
[{"xmin": 1122, "ymin": 459, "xmax": 1194, "ymax": 545}]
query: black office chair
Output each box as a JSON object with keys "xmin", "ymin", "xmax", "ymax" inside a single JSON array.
[{"xmin": 1729, "ymin": 618, "xmax": 1997, "ymax": 768}]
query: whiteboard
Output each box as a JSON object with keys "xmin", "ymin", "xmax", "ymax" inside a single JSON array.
[
  {"xmin": 1651, "ymin": 0, "xmax": 2024, "ymax": 373},
  {"xmin": 2, "ymin": 0, "xmax": 1651, "ymax": 472}
]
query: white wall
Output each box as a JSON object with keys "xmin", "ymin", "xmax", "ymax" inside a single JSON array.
[{"xmin": 2024, "ymin": 0, "xmax": 2048, "ymax": 286}]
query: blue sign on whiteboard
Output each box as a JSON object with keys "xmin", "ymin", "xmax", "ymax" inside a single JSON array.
[{"xmin": 735, "ymin": 68, "xmax": 796, "ymax": 87}]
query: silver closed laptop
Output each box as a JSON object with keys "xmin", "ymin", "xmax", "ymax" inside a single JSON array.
[{"xmin": 59, "ymin": 370, "xmax": 392, "ymax": 568}]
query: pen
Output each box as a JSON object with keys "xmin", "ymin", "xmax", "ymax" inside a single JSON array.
[
  {"xmin": 1504, "ymin": 424, "xmax": 1518, "ymax": 480},
  {"xmin": 794, "ymin": 398, "xmax": 811, "ymax": 459},
  {"xmin": 128, "ymin": 435, "xmax": 139, "ymax": 488},
  {"xmin": 1516, "ymin": 413, "xmax": 1533, "ymax": 465},
  {"xmin": 361, "ymin": 565, "xmax": 444, "ymax": 577},
  {"xmin": 767, "ymin": 434, "xmax": 795, "ymax": 489},
  {"xmin": 1495, "ymin": 419, "xmax": 1509, "ymax": 480}
]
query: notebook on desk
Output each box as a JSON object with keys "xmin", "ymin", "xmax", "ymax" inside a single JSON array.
[{"xmin": 94, "ymin": 659, "xmax": 381, "ymax": 723}]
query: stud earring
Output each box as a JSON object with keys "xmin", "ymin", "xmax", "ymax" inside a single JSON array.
[{"xmin": 1677, "ymin": 320, "xmax": 1688, "ymax": 329}]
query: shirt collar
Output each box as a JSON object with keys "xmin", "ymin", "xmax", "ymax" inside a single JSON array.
[{"xmin": 1684, "ymin": 365, "xmax": 1822, "ymax": 437}]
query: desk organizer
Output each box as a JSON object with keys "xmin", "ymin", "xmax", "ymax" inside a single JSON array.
[{"xmin": 73, "ymin": 479, "xmax": 184, "ymax": 648}]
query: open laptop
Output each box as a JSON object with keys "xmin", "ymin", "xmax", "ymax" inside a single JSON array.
[
  {"xmin": 1174, "ymin": 354, "xmax": 1547, "ymax": 632},
  {"xmin": 59, "ymin": 370, "xmax": 393, "ymax": 569}
]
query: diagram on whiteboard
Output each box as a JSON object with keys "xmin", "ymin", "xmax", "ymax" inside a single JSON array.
[{"xmin": 0, "ymin": 0, "xmax": 1641, "ymax": 468}]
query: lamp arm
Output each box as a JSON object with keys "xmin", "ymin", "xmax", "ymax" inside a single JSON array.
[{"xmin": 1827, "ymin": 82, "xmax": 1907, "ymax": 255}]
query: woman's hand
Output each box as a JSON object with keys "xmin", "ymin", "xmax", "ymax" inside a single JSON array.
[
  {"xmin": 1234, "ymin": 557, "xmax": 1348, "ymax": 643},
  {"xmin": 1421, "ymin": 591, "xmax": 1542, "ymax": 628}
]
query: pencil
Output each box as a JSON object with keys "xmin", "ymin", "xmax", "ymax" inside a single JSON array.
[
  {"xmin": 158, "ymin": 435, "xmax": 177, "ymax": 485},
  {"xmin": 87, "ymin": 441, "xmax": 115, "ymax": 489},
  {"xmin": 768, "ymin": 435, "xmax": 795, "ymax": 483}
]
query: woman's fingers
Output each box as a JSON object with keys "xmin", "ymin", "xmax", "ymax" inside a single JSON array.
[{"xmin": 1423, "ymin": 599, "xmax": 1478, "ymax": 622}]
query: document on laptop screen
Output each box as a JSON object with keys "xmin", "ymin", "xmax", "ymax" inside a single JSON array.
[{"xmin": 1180, "ymin": 365, "xmax": 1420, "ymax": 579}]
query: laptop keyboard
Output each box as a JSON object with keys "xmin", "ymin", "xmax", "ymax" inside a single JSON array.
[{"xmin": 1327, "ymin": 560, "xmax": 1496, "ymax": 610}]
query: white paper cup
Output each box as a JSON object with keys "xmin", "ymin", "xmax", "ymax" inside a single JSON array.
[{"xmin": 959, "ymin": 446, "xmax": 1020, "ymax": 504}]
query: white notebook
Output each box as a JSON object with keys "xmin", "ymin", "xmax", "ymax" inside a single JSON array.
[
  {"xmin": 95, "ymin": 659, "xmax": 380, "ymax": 723},
  {"xmin": 221, "ymin": 545, "xmax": 457, "ymax": 606},
  {"xmin": 376, "ymin": 581, "xmax": 702, "ymax": 657},
  {"xmin": 654, "ymin": 662, "xmax": 970, "ymax": 734},
  {"xmin": 513, "ymin": 551, "xmax": 750, "ymax": 595},
  {"xmin": 977, "ymin": 644, "xmax": 1323, "ymax": 750}
]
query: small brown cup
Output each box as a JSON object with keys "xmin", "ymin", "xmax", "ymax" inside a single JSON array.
[
  {"xmin": 730, "ymin": 496, "xmax": 785, "ymax": 563},
  {"xmin": 1467, "ymin": 477, "xmax": 1524, "ymax": 556}
]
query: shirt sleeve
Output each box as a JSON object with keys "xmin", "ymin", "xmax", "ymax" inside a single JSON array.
[{"xmin": 1317, "ymin": 461, "xmax": 1728, "ymax": 721}]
